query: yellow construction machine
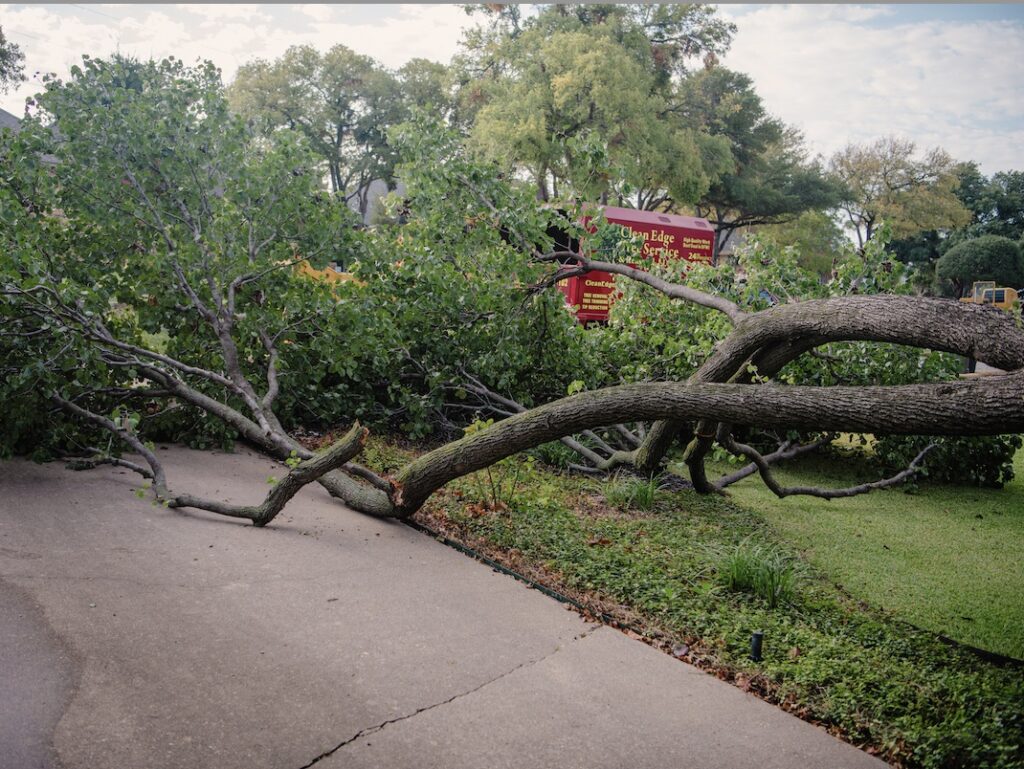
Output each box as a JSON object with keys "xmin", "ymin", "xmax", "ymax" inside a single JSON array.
[{"xmin": 958, "ymin": 281, "xmax": 1019, "ymax": 311}]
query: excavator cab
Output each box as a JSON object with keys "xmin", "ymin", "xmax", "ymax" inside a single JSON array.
[{"xmin": 959, "ymin": 281, "xmax": 1019, "ymax": 311}]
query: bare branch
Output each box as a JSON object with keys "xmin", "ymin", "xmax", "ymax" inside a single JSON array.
[
  {"xmin": 610, "ymin": 423, "xmax": 642, "ymax": 449},
  {"xmin": 64, "ymin": 451, "xmax": 155, "ymax": 479},
  {"xmin": 713, "ymin": 437, "xmax": 832, "ymax": 490},
  {"xmin": 716, "ymin": 425, "xmax": 937, "ymax": 500},
  {"xmin": 537, "ymin": 251, "xmax": 746, "ymax": 323},
  {"xmin": 52, "ymin": 393, "xmax": 169, "ymax": 493},
  {"xmin": 171, "ymin": 424, "xmax": 368, "ymax": 526}
]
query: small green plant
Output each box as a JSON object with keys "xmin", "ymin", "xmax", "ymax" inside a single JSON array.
[
  {"xmin": 284, "ymin": 450, "xmax": 301, "ymax": 470},
  {"xmin": 717, "ymin": 540, "xmax": 798, "ymax": 608},
  {"xmin": 604, "ymin": 474, "xmax": 661, "ymax": 511},
  {"xmin": 528, "ymin": 440, "xmax": 578, "ymax": 469}
]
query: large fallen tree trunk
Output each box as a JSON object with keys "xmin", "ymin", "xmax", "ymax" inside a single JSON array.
[
  {"xmin": 335, "ymin": 369, "xmax": 1024, "ymax": 518},
  {"xmin": 537, "ymin": 246, "xmax": 1024, "ymax": 484},
  {"xmin": 14, "ymin": 276, "xmax": 1024, "ymax": 526}
]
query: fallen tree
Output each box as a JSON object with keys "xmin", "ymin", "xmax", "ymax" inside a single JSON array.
[{"xmin": 2, "ymin": 56, "xmax": 1022, "ymax": 528}]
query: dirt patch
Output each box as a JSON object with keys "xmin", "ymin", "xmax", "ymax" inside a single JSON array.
[{"xmin": 572, "ymin": 491, "xmax": 663, "ymax": 521}]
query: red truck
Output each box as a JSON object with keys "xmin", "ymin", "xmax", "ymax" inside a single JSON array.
[{"xmin": 556, "ymin": 207, "xmax": 715, "ymax": 323}]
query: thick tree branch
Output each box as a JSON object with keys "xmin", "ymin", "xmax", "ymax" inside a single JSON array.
[
  {"xmin": 324, "ymin": 370, "xmax": 1024, "ymax": 519},
  {"xmin": 258, "ymin": 327, "xmax": 281, "ymax": 411}
]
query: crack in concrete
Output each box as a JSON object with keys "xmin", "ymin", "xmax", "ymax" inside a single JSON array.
[{"xmin": 297, "ymin": 624, "xmax": 599, "ymax": 769}]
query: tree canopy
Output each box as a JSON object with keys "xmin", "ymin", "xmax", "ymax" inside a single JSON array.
[
  {"xmin": 228, "ymin": 44, "xmax": 405, "ymax": 212},
  {"xmin": 677, "ymin": 67, "xmax": 841, "ymax": 261},
  {"xmin": 0, "ymin": 26, "xmax": 25, "ymax": 93},
  {"xmin": 830, "ymin": 136, "xmax": 972, "ymax": 250},
  {"xmin": 457, "ymin": 3, "xmax": 736, "ymax": 208},
  {"xmin": 951, "ymin": 165, "xmax": 1024, "ymax": 244}
]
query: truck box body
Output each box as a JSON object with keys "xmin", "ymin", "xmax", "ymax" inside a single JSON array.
[{"xmin": 557, "ymin": 207, "xmax": 715, "ymax": 323}]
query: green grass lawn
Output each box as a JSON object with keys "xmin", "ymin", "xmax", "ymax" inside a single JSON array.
[{"xmin": 716, "ymin": 450, "xmax": 1024, "ymax": 659}]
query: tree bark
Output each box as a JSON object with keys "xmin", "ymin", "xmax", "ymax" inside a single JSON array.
[
  {"xmin": 632, "ymin": 296, "xmax": 1024, "ymax": 481},
  {"xmin": 329, "ymin": 370, "xmax": 1024, "ymax": 519}
]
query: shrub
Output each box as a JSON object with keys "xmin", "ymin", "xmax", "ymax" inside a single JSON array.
[
  {"xmin": 874, "ymin": 434, "xmax": 1022, "ymax": 488},
  {"xmin": 936, "ymin": 235, "xmax": 1024, "ymax": 296}
]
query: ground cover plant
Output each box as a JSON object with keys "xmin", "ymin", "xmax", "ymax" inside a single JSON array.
[{"xmin": 405, "ymin": 449, "xmax": 1024, "ymax": 769}]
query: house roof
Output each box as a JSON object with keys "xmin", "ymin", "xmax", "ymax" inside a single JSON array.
[{"xmin": 0, "ymin": 107, "xmax": 21, "ymax": 133}]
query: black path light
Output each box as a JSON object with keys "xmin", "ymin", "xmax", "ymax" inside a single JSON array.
[{"xmin": 751, "ymin": 631, "xmax": 764, "ymax": 662}]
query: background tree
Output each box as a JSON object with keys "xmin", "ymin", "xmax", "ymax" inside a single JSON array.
[
  {"xmin": 677, "ymin": 67, "xmax": 841, "ymax": 262},
  {"xmin": 458, "ymin": 3, "xmax": 735, "ymax": 207},
  {"xmin": 830, "ymin": 136, "xmax": 972, "ymax": 251},
  {"xmin": 458, "ymin": 4, "xmax": 736, "ymax": 92},
  {"xmin": 936, "ymin": 235, "xmax": 1024, "ymax": 296},
  {"xmin": 467, "ymin": 29, "xmax": 721, "ymax": 205},
  {"xmin": 949, "ymin": 166, "xmax": 1024, "ymax": 244},
  {"xmin": 228, "ymin": 45, "xmax": 404, "ymax": 214},
  {"xmin": 396, "ymin": 58, "xmax": 454, "ymax": 116},
  {"xmin": 0, "ymin": 26, "xmax": 25, "ymax": 93},
  {"xmin": 757, "ymin": 209, "xmax": 848, "ymax": 278},
  {"xmin": 890, "ymin": 163, "xmax": 1024, "ymax": 289}
]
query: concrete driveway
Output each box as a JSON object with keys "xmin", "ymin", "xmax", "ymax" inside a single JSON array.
[{"xmin": 0, "ymin": 447, "xmax": 886, "ymax": 769}]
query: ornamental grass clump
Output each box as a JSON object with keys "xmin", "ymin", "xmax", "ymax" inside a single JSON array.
[
  {"xmin": 604, "ymin": 474, "xmax": 661, "ymax": 511},
  {"xmin": 717, "ymin": 540, "xmax": 798, "ymax": 608}
]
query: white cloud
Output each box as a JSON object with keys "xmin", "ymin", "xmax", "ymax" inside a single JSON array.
[
  {"xmin": 2, "ymin": 4, "xmax": 1019, "ymax": 175},
  {"xmin": 720, "ymin": 5, "xmax": 1024, "ymax": 174},
  {"xmin": 294, "ymin": 4, "xmax": 334, "ymax": 24},
  {"xmin": 174, "ymin": 4, "xmax": 267, "ymax": 21},
  {"xmin": 280, "ymin": 4, "xmax": 475, "ymax": 70},
  {"xmin": 0, "ymin": 4, "xmax": 477, "ymax": 115}
]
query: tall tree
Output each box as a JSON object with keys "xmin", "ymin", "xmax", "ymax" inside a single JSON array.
[
  {"xmin": 459, "ymin": 4, "xmax": 735, "ymax": 87},
  {"xmin": 0, "ymin": 26, "xmax": 25, "ymax": 94},
  {"xmin": 458, "ymin": 4, "xmax": 734, "ymax": 207},
  {"xmin": 396, "ymin": 58, "xmax": 453, "ymax": 116},
  {"xmin": 956, "ymin": 166, "xmax": 1024, "ymax": 243},
  {"xmin": 228, "ymin": 45, "xmax": 404, "ymax": 213},
  {"xmin": 830, "ymin": 137, "xmax": 971, "ymax": 251},
  {"xmin": 890, "ymin": 163, "xmax": 1024, "ymax": 280},
  {"xmin": 676, "ymin": 67, "xmax": 842, "ymax": 262}
]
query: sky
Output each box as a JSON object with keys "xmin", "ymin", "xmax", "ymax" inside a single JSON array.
[{"xmin": 1, "ymin": 3, "xmax": 1022, "ymax": 175}]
